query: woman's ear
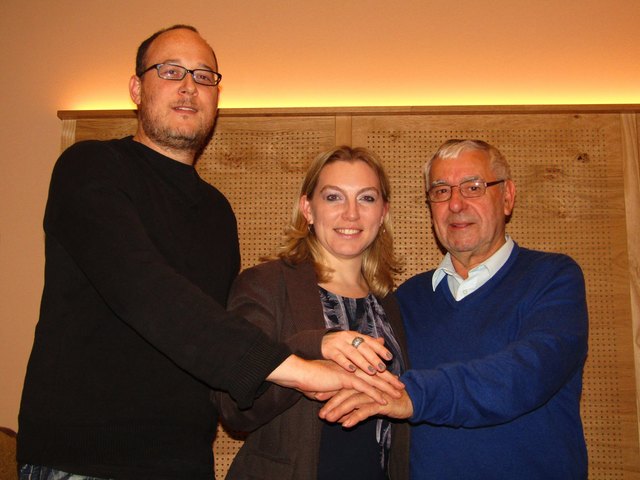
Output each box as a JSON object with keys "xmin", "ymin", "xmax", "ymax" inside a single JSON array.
[
  {"xmin": 381, "ymin": 202, "xmax": 390, "ymax": 225},
  {"xmin": 299, "ymin": 195, "xmax": 313, "ymax": 224}
]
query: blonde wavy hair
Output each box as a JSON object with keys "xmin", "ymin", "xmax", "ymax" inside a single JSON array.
[{"xmin": 274, "ymin": 146, "xmax": 402, "ymax": 297}]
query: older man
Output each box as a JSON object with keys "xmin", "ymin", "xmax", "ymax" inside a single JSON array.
[
  {"xmin": 17, "ymin": 25, "xmax": 400, "ymax": 480},
  {"xmin": 321, "ymin": 139, "xmax": 588, "ymax": 479}
]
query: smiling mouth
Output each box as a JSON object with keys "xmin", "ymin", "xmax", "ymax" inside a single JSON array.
[
  {"xmin": 173, "ymin": 105, "xmax": 198, "ymax": 113},
  {"xmin": 449, "ymin": 221, "xmax": 474, "ymax": 230},
  {"xmin": 335, "ymin": 228, "xmax": 362, "ymax": 235}
]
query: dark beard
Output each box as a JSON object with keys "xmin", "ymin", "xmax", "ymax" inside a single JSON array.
[{"xmin": 138, "ymin": 106, "xmax": 213, "ymax": 156}]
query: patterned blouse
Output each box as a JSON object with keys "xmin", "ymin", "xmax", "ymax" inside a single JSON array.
[{"xmin": 317, "ymin": 287, "xmax": 404, "ymax": 478}]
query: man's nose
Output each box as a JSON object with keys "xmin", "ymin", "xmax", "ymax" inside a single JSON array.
[
  {"xmin": 179, "ymin": 74, "xmax": 198, "ymax": 95},
  {"xmin": 447, "ymin": 186, "xmax": 466, "ymax": 212}
]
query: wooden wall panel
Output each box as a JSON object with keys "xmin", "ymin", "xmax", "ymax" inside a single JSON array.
[
  {"xmin": 196, "ymin": 116, "xmax": 336, "ymax": 271},
  {"xmin": 622, "ymin": 113, "xmax": 640, "ymax": 479},
  {"xmin": 58, "ymin": 106, "xmax": 640, "ymax": 479}
]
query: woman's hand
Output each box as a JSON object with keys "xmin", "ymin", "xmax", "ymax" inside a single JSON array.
[{"xmin": 321, "ymin": 330, "xmax": 393, "ymax": 374}]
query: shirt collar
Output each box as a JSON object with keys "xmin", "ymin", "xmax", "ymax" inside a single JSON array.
[{"xmin": 432, "ymin": 235, "xmax": 514, "ymax": 291}]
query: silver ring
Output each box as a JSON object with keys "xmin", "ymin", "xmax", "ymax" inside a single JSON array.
[{"xmin": 351, "ymin": 336, "xmax": 365, "ymax": 349}]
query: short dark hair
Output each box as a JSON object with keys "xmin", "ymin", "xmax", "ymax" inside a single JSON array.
[{"xmin": 135, "ymin": 24, "xmax": 200, "ymax": 77}]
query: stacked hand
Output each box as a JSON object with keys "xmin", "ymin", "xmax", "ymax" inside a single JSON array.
[
  {"xmin": 268, "ymin": 331, "xmax": 405, "ymax": 405},
  {"xmin": 314, "ymin": 331, "xmax": 413, "ymax": 425},
  {"xmin": 319, "ymin": 388, "xmax": 414, "ymax": 427},
  {"xmin": 268, "ymin": 331, "xmax": 410, "ymax": 417},
  {"xmin": 267, "ymin": 354, "xmax": 403, "ymax": 405},
  {"xmin": 321, "ymin": 330, "xmax": 392, "ymax": 374}
]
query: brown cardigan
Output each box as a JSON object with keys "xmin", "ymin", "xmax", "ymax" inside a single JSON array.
[{"xmin": 215, "ymin": 259, "xmax": 410, "ymax": 480}]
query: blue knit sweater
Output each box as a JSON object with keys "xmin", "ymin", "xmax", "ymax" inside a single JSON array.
[{"xmin": 397, "ymin": 243, "xmax": 588, "ymax": 479}]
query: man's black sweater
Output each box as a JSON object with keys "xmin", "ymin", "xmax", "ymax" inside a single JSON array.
[{"xmin": 18, "ymin": 137, "xmax": 290, "ymax": 479}]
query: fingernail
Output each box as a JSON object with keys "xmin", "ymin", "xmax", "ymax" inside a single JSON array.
[
  {"xmin": 348, "ymin": 364, "xmax": 356, "ymax": 371},
  {"xmin": 378, "ymin": 363, "xmax": 386, "ymax": 371},
  {"xmin": 386, "ymin": 352, "xmax": 393, "ymax": 360},
  {"xmin": 368, "ymin": 366, "xmax": 375, "ymax": 373}
]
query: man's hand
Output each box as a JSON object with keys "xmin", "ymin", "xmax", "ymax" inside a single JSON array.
[
  {"xmin": 322, "ymin": 331, "xmax": 392, "ymax": 374},
  {"xmin": 319, "ymin": 387, "xmax": 414, "ymax": 427},
  {"xmin": 266, "ymin": 355, "xmax": 404, "ymax": 405}
]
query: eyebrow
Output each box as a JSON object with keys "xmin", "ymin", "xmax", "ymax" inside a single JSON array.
[
  {"xmin": 319, "ymin": 185, "xmax": 381, "ymax": 195},
  {"xmin": 430, "ymin": 175, "xmax": 481, "ymax": 187},
  {"xmin": 160, "ymin": 59, "xmax": 216, "ymax": 71}
]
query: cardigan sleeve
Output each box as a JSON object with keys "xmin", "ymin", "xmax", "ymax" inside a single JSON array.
[
  {"xmin": 45, "ymin": 141, "xmax": 290, "ymax": 408},
  {"xmin": 215, "ymin": 262, "xmax": 308, "ymax": 431},
  {"xmin": 400, "ymin": 254, "xmax": 588, "ymax": 428}
]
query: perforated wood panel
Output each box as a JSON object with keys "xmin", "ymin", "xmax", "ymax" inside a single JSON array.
[
  {"xmin": 61, "ymin": 106, "xmax": 640, "ymax": 479},
  {"xmin": 197, "ymin": 117, "xmax": 336, "ymax": 271}
]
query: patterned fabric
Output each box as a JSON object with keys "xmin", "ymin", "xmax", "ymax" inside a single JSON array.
[
  {"xmin": 19, "ymin": 464, "xmax": 110, "ymax": 480},
  {"xmin": 319, "ymin": 287, "xmax": 404, "ymax": 470}
]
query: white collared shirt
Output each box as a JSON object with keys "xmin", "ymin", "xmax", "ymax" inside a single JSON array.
[{"xmin": 432, "ymin": 235, "xmax": 514, "ymax": 301}]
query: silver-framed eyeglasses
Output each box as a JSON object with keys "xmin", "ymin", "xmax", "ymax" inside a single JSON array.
[
  {"xmin": 141, "ymin": 63, "xmax": 222, "ymax": 86},
  {"xmin": 427, "ymin": 179, "xmax": 505, "ymax": 203}
]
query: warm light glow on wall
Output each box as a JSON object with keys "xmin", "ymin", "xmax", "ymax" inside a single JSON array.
[
  {"xmin": 71, "ymin": 101, "xmax": 135, "ymax": 111},
  {"xmin": 68, "ymin": 64, "xmax": 640, "ymax": 110},
  {"xmin": 60, "ymin": 0, "xmax": 640, "ymax": 112},
  {"xmin": 70, "ymin": 91, "xmax": 640, "ymax": 111}
]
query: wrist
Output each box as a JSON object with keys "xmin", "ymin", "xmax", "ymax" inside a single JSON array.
[{"xmin": 266, "ymin": 354, "xmax": 302, "ymax": 388}]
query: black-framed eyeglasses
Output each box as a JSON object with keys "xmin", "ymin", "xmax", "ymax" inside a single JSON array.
[
  {"xmin": 427, "ymin": 179, "xmax": 505, "ymax": 203},
  {"xmin": 141, "ymin": 63, "xmax": 222, "ymax": 86}
]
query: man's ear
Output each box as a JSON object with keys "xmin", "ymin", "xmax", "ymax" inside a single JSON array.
[
  {"xmin": 129, "ymin": 75, "xmax": 142, "ymax": 106},
  {"xmin": 503, "ymin": 179, "xmax": 516, "ymax": 216}
]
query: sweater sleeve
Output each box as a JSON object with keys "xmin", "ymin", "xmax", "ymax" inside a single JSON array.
[
  {"xmin": 400, "ymin": 254, "xmax": 588, "ymax": 427},
  {"xmin": 45, "ymin": 141, "xmax": 290, "ymax": 408}
]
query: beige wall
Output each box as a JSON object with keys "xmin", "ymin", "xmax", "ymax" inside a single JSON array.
[{"xmin": 1, "ymin": 0, "xmax": 639, "ymax": 431}]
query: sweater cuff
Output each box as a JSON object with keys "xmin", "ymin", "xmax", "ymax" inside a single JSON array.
[
  {"xmin": 225, "ymin": 338, "xmax": 291, "ymax": 409},
  {"xmin": 401, "ymin": 370, "xmax": 428, "ymax": 424}
]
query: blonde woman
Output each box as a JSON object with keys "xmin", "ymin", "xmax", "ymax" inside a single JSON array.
[{"xmin": 217, "ymin": 146, "xmax": 409, "ymax": 479}]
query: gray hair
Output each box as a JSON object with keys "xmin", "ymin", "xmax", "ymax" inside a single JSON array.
[{"xmin": 424, "ymin": 139, "xmax": 512, "ymax": 184}]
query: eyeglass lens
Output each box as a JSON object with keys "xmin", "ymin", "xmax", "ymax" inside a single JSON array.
[{"xmin": 157, "ymin": 64, "xmax": 220, "ymax": 86}]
